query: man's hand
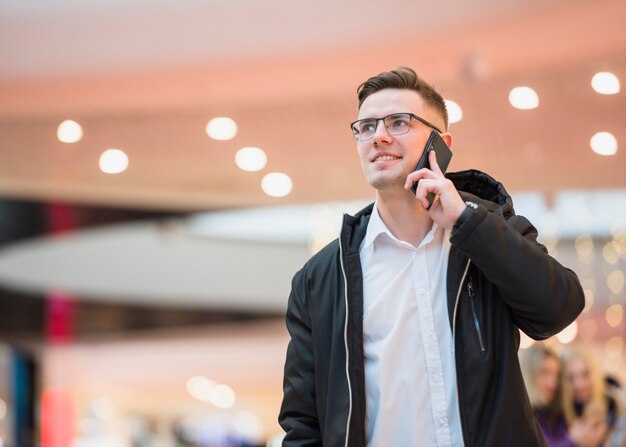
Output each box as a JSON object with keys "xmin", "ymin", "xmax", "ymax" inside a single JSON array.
[{"xmin": 404, "ymin": 150, "xmax": 466, "ymax": 230}]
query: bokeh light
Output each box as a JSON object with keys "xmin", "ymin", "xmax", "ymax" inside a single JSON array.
[
  {"xmin": 99, "ymin": 149, "xmax": 129, "ymax": 174},
  {"xmin": 607, "ymin": 270, "xmax": 625, "ymax": 294},
  {"xmin": 590, "ymin": 132, "xmax": 618, "ymax": 156},
  {"xmin": 262, "ymin": 172, "xmax": 293, "ymax": 197},
  {"xmin": 555, "ymin": 321, "xmax": 578, "ymax": 344},
  {"xmin": 57, "ymin": 120, "xmax": 83, "ymax": 143},
  {"xmin": 445, "ymin": 99, "xmax": 463, "ymax": 124},
  {"xmin": 591, "ymin": 72, "xmax": 621, "ymax": 95},
  {"xmin": 606, "ymin": 304, "xmax": 624, "ymax": 328},
  {"xmin": 509, "ymin": 86, "xmax": 539, "ymax": 109},
  {"xmin": 235, "ymin": 147, "xmax": 267, "ymax": 172},
  {"xmin": 206, "ymin": 117, "xmax": 238, "ymax": 141}
]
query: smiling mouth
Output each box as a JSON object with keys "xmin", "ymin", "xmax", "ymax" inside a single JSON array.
[{"xmin": 373, "ymin": 155, "xmax": 401, "ymax": 162}]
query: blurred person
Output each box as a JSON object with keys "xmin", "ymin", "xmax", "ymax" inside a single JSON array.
[
  {"xmin": 606, "ymin": 376, "xmax": 626, "ymax": 447},
  {"xmin": 520, "ymin": 344, "xmax": 606, "ymax": 446},
  {"xmin": 561, "ymin": 345, "xmax": 626, "ymax": 447},
  {"xmin": 279, "ymin": 67, "xmax": 585, "ymax": 446}
]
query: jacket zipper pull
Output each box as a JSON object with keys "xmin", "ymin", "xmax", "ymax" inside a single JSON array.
[
  {"xmin": 467, "ymin": 276, "xmax": 475, "ymax": 298},
  {"xmin": 467, "ymin": 276, "xmax": 486, "ymax": 352}
]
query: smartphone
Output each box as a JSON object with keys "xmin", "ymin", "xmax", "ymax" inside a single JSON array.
[{"xmin": 410, "ymin": 130, "xmax": 453, "ymax": 206}]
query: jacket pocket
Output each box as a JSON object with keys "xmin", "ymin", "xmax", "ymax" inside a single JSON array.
[{"xmin": 467, "ymin": 275, "xmax": 486, "ymax": 352}]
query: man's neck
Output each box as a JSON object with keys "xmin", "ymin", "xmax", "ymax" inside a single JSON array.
[{"xmin": 375, "ymin": 190, "xmax": 433, "ymax": 247}]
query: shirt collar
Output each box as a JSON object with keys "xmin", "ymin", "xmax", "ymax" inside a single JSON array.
[{"xmin": 363, "ymin": 202, "xmax": 441, "ymax": 251}]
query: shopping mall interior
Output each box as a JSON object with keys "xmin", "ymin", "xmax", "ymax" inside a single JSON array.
[{"xmin": 0, "ymin": 0, "xmax": 625, "ymax": 445}]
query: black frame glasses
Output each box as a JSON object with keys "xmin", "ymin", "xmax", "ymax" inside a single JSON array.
[{"xmin": 350, "ymin": 113, "xmax": 442, "ymax": 141}]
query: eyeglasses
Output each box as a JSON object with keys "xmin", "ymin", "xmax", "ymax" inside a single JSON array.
[{"xmin": 350, "ymin": 113, "xmax": 442, "ymax": 141}]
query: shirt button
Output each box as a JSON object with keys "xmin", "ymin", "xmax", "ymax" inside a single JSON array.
[
  {"xmin": 438, "ymin": 417, "xmax": 447, "ymax": 427},
  {"xmin": 418, "ymin": 288, "xmax": 426, "ymax": 295}
]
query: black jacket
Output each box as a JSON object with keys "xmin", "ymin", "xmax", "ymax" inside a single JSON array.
[{"xmin": 279, "ymin": 170, "xmax": 584, "ymax": 447}]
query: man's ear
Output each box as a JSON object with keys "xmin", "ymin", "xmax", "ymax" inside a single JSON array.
[{"xmin": 441, "ymin": 132, "xmax": 453, "ymax": 148}]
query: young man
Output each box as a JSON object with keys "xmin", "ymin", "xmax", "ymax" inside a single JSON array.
[{"xmin": 279, "ymin": 67, "xmax": 584, "ymax": 447}]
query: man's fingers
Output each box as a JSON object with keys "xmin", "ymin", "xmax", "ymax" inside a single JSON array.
[
  {"xmin": 415, "ymin": 178, "xmax": 438, "ymax": 209},
  {"xmin": 404, "ymin": 168, "xmax": 438, "ymax": 190},
  {"xmin": 429, "ymin": 150, "xmax": 443, "ymax": 175}
]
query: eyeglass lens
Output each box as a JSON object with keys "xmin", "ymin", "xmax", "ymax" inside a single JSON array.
[{"xmin": 353, "ymin": 114, "xmax": 412, "ymax": 141}]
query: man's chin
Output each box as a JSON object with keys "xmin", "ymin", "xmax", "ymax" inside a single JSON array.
[{"xmin": 368, "ymin": 175, "xmax": 405, "ymax": 192}]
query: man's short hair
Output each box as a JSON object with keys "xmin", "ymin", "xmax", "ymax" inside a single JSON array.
[{"xmin": 357, "ymin": 67, "xmax": 449, "ymax": 130}]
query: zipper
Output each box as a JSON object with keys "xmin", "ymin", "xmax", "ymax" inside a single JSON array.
[
  {"xmin": 452, "ymin": 260, "xmax": 471, "ymax": 353},
  {"xmin": 453, "ymin": 259, "xmax": 472, "ymax": 447},
  {"xmin": 338, "ymin": 229, "xmax": 353, "ymax": 447},
  {"xmin": 468, "ymin": 276, "xmax": 486, "ymax": 352}
]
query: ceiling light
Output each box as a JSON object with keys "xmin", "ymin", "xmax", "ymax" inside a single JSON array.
[
  {"xmin": 591, "ymin": 72, "xmax": 620, "ymax": 95},
  {"xmin": 206, "ymin": 117, "xmax": 237, "ymax": 141},
  {"xmin": 99, "ymin": 149, "xmax": 129, "ymax": 174},
  {"xmin": 444, "ymin": 99, "xmax": 463, "ymax": 124},
  {"xmin": 235, "ymin": 147, "xmax": 267, "ymax": 172},
  {"xmin": 508, "ymin": 86, "xmax": 539, "ymax": 110},
  {"xmin": 57, "ymin": 120, "xmax": 83, "ymax": 143},
  {"xmin": 590, "ymin": 132, "xmax": 618, "ymax": 156},
  {"xmin": 262, "ymin": 172, "xmax": 293, "ymax": 197}
]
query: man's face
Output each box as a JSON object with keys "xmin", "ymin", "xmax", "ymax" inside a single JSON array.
[{"xmin": 356, "ymin": 88, "xmax": 447, "ymax": 192}]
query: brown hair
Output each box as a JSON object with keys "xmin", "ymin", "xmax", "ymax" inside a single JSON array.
[{"xmin": 356, "ymin": 67, "xmax": 449, "ymax": 130}]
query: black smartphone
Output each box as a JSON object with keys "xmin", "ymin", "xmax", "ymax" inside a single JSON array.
[{"xmin": 410, "ymin": 130, "xmax": 453, "ymax": 206}]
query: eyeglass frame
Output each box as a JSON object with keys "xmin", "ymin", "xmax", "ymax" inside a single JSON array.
[{"xmin": 350, "ymin": 112, "xmax": 443, "ymax": 141}]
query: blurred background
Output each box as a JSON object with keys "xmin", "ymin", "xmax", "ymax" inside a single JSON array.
[{"xmin": 0, "ymin": 0, "xmax": 625, "ymax": 445}]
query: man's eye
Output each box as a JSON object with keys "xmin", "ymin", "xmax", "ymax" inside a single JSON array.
[
  {"xmin": 361, "ymin": 122, "xmax": 376, "ymax": 133},
  {"xmin": 390, "ymin": 118, "xmax": 410, "ymax": 128}
]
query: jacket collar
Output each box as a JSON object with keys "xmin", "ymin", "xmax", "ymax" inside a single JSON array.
[{"xmin": 341, "ymin": 169, "xmax": 514, "ymax": 250}]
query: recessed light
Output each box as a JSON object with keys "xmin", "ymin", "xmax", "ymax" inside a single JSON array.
[
  {"xmin": 262, "ymin": 172, "xmax": 293, "ymax": 197},
  {"xmin": 206, "ymin": 117, "xmax": 237, "ymax": 141},
  {"xmin": 591, "ymin": 72, "xmax": 620, "ymax": 95},
  {"xmin": 235, "ymin": 147, "xmax": 267, "ymax": 172},
  {"xmin": 508, "ymin": 86, "xmax": 539, "ymax": 110},
  {"xmin": 57, "ymin": 120, "xmax": 83, "ymax": 143},
  {"xmin": 99, "ymin": 149, "xmax": 129, "ymax": 174},
  {"xmin": 590, "ymin": 132, "xmax": 618, "ymax": 156}
]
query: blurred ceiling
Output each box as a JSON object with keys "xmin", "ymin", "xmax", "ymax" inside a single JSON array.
[{"xmin": 0, "ymin": 0, "xmax": 625, "ymax": 211}]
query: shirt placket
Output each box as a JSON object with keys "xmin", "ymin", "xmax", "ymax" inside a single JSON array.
[{"xmin": 413, "ymin": 248, "xmax": 453, "ymax": 447}]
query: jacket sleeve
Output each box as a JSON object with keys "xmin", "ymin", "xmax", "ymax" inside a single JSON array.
[
  {"xmin": 278, "ymin": 271, "xmax": 323, "ymax": 446},
  {"xmin": 450, "ymin": 204, "xmax": 585, "ymax": 340}
]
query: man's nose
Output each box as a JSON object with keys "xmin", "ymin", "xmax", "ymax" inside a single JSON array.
[{"xmin": 372, "ymin": 119, "xmax": 392, "ymax": 145}]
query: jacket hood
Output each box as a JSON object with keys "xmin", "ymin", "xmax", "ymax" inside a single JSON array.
[{"xmin": 446, "ymin": 169, "xmax": 515, "ymax": 219}]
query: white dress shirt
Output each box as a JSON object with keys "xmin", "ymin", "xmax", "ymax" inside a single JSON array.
[{"xmin": 359, "ymin": 203, "xmax": 464, "ymax": 447}]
